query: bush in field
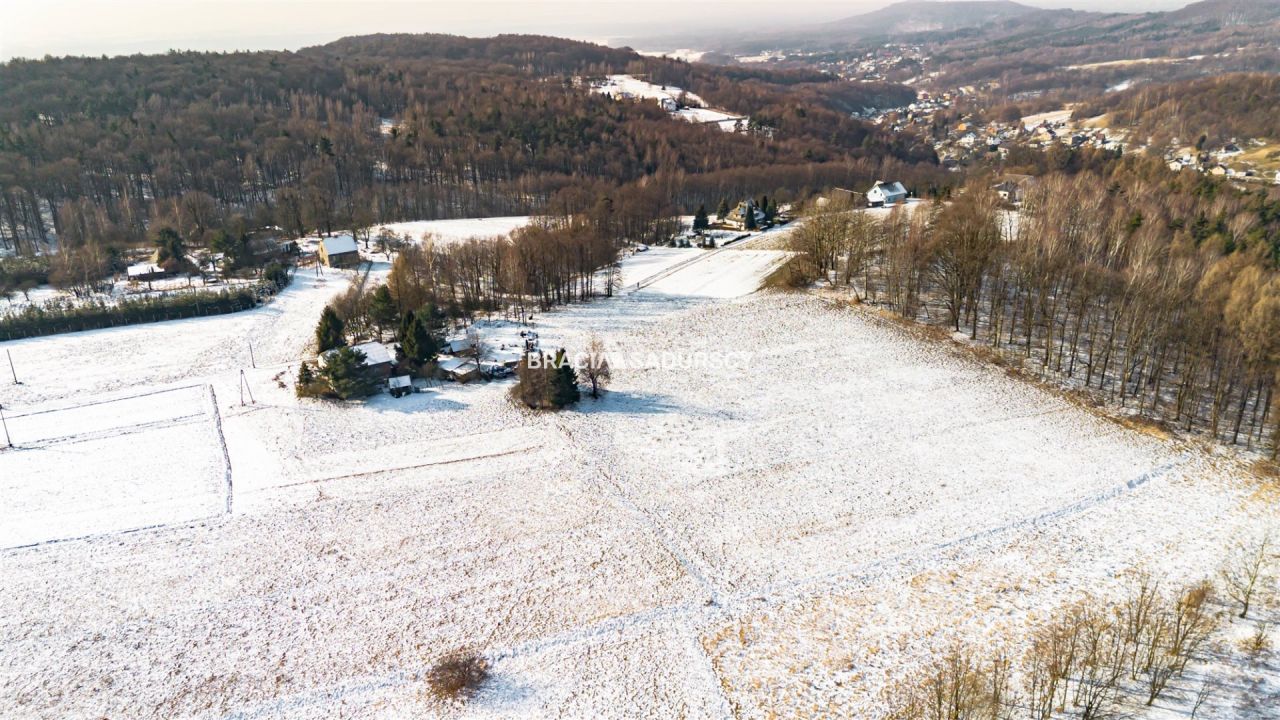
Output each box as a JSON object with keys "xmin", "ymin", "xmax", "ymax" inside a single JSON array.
[
  {"xmin": 881, "ymin": 571, "xmax": 1226, "ymax": 719},
  {"xmin": 295, "ymin": 361, "xmax": 326, "ymax": 399},
  {"xmin": 510, "ymin": 349, "xmax": 579, "ymax": 410},
  {"xmin": 425, "ymin": 650, "xmax": 489, "ymax": 703}
]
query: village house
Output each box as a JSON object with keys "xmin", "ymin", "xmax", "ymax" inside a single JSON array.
[
  {"xmin": 723, "ymin": 200, "xmax": 767, "ymax": 230},
  {"xmin": 866, "ymin": 180, "xmax": 908, "ymax": 208},
  {"xmin": 319, "ymin": 236, "xmax": 360, "ymax": 268},
  {"xmin": 992, "ymin": 175, "xmax": 1034, "ymax": 205}
]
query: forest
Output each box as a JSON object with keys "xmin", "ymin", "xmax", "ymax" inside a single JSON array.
[
  {"xmin": 0, "ymin": 34, "xmax": 942, "ymax": 260},
  {"xmin": 1072, "ymin": 73, "xmax": 1280, "ymax": 150},
  {"xmin": 792, "ymin": 154, "xmax": 1280, "ymax": 454}
]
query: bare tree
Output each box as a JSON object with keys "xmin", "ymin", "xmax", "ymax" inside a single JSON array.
[
  {"xmin": 1221, "ymin": 534, "xmax": 1273, "ymax": 618},
  {"xmin": 580, "ymin": 334, "xmax": 612, "ymax": 399}
]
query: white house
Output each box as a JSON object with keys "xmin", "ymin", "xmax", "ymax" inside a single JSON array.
[{"xmin": 866, "ymin": 181, "xmax": 908, "ymax": 207}]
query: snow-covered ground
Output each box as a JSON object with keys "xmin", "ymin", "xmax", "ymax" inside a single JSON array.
[
  {"xmin": 592, "ymin": 75, "xmax": 746, "ymax": 132},
  {"xmin": 636, "ymin": 48, "xmax": 708, "ymax": 63},
  {"xmin": 0, "ymin": 239, "xmax": 1276, "ymax": 719}
]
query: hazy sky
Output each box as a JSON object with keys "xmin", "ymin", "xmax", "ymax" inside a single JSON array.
[{"xmin": 2, "ymin": 0, "xmax": 1192, "ymax": 61}]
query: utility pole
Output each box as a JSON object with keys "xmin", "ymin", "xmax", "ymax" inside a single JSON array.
[
  {"xmin": 239, "ymin": 369, "xmax": 256, "ymax": 406},
  {"xmin": 0, "ymin": 403, "xmax": 11, "ymax": 448}
]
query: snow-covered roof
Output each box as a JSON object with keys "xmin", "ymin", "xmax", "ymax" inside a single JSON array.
[
  {"xmin": 387, "ymin": 375, "xmax": 412, "ymax": 389},
  {"xmin": 438, "ymin": 357, "xmax": 479, "ymax": 374},
  {"xmin": 126, "ymin": 262, "xmax": 165, "ymax": 277},
  {"xmin": 351, "ymin": 341, "xmax": 393, "ymax": 366},
  {"xmin": 869, "ymin": 181, "xmax": 908, "ymax": 197},
  {"xmin": 321, "ymin": 236, "xmax": 359, "ymax": 255}
]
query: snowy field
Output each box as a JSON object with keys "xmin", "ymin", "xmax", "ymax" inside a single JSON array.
[
  {"xmin": 592, "ymin": 75, "xmax": 745, "ymax": 132},
  {"xmin": 373, "ymin": 217, "xmax": 534, "ymax": 245},
  {"xmin": 0, "ymin": 238, "xmax": 1276, "ymax": 718}
]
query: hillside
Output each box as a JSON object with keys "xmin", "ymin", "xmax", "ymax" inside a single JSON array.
[
  {"xmin": 0, "ymin": 34, "xmax": 938, "ymax": 256},
  {"xmin": 826, "ymin": 0, "xmax": 1051, "ymax": 36},
  {"xmin": 1075, "ymin": 73, "xmax": 1280, "ymax": 149}
]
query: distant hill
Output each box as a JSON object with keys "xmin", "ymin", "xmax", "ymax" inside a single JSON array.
[
  {"xmin": 826, "ymin": 0, "xmax": 1048, "ymax": 37},
  {"xmin": 1167, "ymin": 0, "xmax": 1280, "ymax": 26}
]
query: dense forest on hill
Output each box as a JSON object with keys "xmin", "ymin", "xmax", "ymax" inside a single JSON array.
[
  {"xmin": 1073, "ymin": 74, "xmax": 1280, "ymax": 149},
  {"xmin": 0, "ymin": 34, "xmax": 941, "ymax": 256}
]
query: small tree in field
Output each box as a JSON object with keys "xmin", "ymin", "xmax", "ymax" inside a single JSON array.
[
  {"xmin": 511, "ymin": 351, "xmax": 552, "ymax": 409},
  {"xmin": 1222, "ymin": 535, "xmax": 1273, "ymax": 618},
  {"xmin": 426, "ymin": 650, "xmax": 489, "ymax": 704},
  {"xmin": 315, "ymin": 305, "xmax": 346, "ymax": 352},
  {"xmin": 693, "ymin": 204, "xmax": 710, "ymax": 231},
  {"xmin": 295, "ymin": 361, "xmax": 324, "ymax": 398},
  {"xmin": 551, "ymin": 349, "xmax": 581, "ymax": 407},
  {"xmin": 580, "ymin": 334, "xmax": 612, "ymax": 398}
]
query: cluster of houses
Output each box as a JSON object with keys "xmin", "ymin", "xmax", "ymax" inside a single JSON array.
[
  {"xmin": 1165, "ymin": 140, "xmax": 1280, "ymax": 184},
  {"xmin": 316, "ymin": 324, "xmax": 539, "ymax": 399}
]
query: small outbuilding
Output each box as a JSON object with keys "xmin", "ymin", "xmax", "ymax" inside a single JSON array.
[
  {"xmin": 387, "ymin": 375, "xmax": 413, "ymax": 398},
  {"xmin": 438, "ymin": 357, "xmax": 482, "ymax": 383}
]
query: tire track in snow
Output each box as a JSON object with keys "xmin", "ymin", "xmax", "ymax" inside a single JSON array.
[{"xmin": 211, "ymin": 454, "xmax": 1187, "ymax": 720}]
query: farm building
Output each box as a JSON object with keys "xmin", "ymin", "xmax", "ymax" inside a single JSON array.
[
  {"xmin": 866, "ymin": 181, "xmax": 908, "ymax": 207},
  {"xmin": 438, "ymin": 357, "xmax": 481, "ymax": 383},
  {"xmin": 126, "ymin": 262, "xmax": 169, "ymax": 282},
  {"xmin": 319, "ymin": 236, "xmax": 360, "ymax": 268}
]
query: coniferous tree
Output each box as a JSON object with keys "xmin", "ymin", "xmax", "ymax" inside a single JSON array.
[
  {"xmin": 511, "ymin": 351, "xmax": 552, "ymax": 409},
  {"xmin": 551, "ymin": 349, "xmax": 581, "ymax": 407},
  {"xmin": 744, "ymin": 205, "xmax": 758, "ymax": 231},
  {"xmin": 716, "ymin": 198, "xmax": 730, "ymax": 221},
  {"xmin": 401, "ymin": 312, "xmax": 440, "ymax": 366},
  {"xmin": 693, "ymin": 205, "xmax": 710, "ymax": 231},
  {"xmin": 295, "ymin": 361, "xmax": 321, "ymax": 398},
  {"xmin": 319, "ymin": 347, "xmax": 381, "ymax": 400},
  {"xmin": 368, "ymin": 285, "xmax": 398, "ymax": 340},
  {"xmin": 315, "ymin": 305, "xmax": 346, "ymax": 352}
]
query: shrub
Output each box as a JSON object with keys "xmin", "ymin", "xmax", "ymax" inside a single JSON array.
[{"xmin": 425, "ymin": 650, "xmax": 489, "ymax": 703}]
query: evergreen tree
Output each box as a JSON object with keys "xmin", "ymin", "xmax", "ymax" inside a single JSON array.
[
  {"xmin": 744, "ymin": 205, "xmax": 758, "ymax": 231},
  {"xmin": 319, "ymin": 347, "xmax": 381, "ymax": 400},
  {"xmin": 368, "ymin": 285, "xmax": 398, "ymax": 339},
  {"xmin": 295, "ymin": 361, "xmax": 320, "ymax": 398},
  {"xmin": 315, "ymin": 305, "xmax": 346, "ymax": 352},
  {"xmin": 401, "ymin": 312, "xmax": 440, "ymax": 366},
  {"xmin": 511, "ymin": 350, "xmax": 551, "ymax": 409},
  {"xmin": 716, "ymin": 198, "xmax": 730, "ymax": 221},
  {"xmin": 550, "ymin": 349, "xmax": 581, "ymax": 407},
  {"xmin": 693, "ymin": 204, "xmax": 710, "ymax": 231}
]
